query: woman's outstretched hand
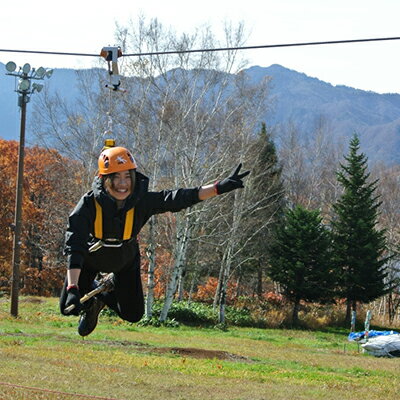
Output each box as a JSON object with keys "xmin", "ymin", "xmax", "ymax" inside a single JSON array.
[{"xmin": 215, "ymin": 164, "xmax": 250, "ymax": 195}]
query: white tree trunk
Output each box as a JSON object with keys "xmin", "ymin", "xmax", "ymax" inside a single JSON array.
[
  {"xmin": 217, "ymin": 188, "xmax": 244, "ymax": 323},
  {"xmin": 145, "ymin": 216, "xmax": 156, "ymax": 318},
  {"xmin": 218, "ymin": 247, "xmax": 233, "ymax": 324},
  {"xmin": 159, "ymin": 216, "xmax": 192, "ymax": 322},
  {"xmin": 177, "ymin": 268, "xmax": 185, "ymax": 302}
]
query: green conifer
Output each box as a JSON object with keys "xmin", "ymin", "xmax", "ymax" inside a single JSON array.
[
  {"xmin": 332, "ymin": 134, "xmax": 389, "ymax": 322},
  {"xmin": 268, "ymin": 205, "xmax": 335, "ymax": 326}
]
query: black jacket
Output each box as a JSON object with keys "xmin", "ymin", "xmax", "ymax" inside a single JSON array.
[{"xmin": 64, "ymin": 171, "xmax": 201, "ymax": 273}]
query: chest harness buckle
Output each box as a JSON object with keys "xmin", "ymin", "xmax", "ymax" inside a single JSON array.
[{"xmin": 89, "ymin": 198, "xmax": 135, "ymax": 252}]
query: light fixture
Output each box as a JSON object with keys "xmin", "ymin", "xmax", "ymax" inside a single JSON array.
[
  {"xmin": 18, "ymin": 78, "xmax": 30, "ymax": 91},
  {"xmin": 22, "ymin": 63, "xmax": 31, "ymax": 74},
  {"xmin": 6, "ymin": 61, "xmax": 17, "ymax": 72},
  {"xmin": 35, "ymin": 67, "xmax": 46, "ymax": 78},
  {"xmin": 45, "ymin": 69, "xmax": 53, "ymax": 78},
  {"xmin": 32, "ymin": 83, "xmax": 43, "ymax": 93}
]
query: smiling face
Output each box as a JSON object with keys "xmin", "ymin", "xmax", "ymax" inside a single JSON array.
[{"xmin": 104, "ymin": 170, "xmax": 134, "ymax": 201}]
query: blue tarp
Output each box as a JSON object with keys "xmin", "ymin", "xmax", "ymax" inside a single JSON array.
[{"xmin": 348, "ymin": 330, "xmax": 399, "ymax": 341}]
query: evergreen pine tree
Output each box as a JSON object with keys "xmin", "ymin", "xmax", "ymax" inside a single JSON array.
[
  {"xmin": 332, "ymin": 134, "xmax": 389, "ymax": 322},
  {"xmin": 268, "ymin": 205, "xmax": 335, "ymax": 326}
]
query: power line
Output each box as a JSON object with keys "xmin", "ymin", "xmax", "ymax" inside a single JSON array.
[
  {"xmin": 124, "ymin": 36, "xmax": 400, "ymax": 57},
  {"xmin": 0, "ymin": 48, "xmax": 98, "ymax": 57},
  {"xmin": 0, "ymin": 36, "xmax": 399, "ymax": 59}
]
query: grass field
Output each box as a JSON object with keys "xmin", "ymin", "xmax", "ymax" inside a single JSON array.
[{"xmin": 0, "ymin": 296, "xmax": 399, "ymax": 400}]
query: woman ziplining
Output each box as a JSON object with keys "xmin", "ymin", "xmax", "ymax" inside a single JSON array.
[{"xmin": 59, "ymin": 144, "xmax": 250, "ymax": 336}]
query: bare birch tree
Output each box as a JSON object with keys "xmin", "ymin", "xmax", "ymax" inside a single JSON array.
[{"xmin": 277, "ymin": 119, "xmax": 344, "ymax": 214}]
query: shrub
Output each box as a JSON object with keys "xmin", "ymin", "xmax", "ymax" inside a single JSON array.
[
  {"xmin": 152, "ymin": 301, "xmax": 217, "ymax": 325},
  {"xmin": 225, "ymin": 306, "xmax": 255, "ymax": 327},
  {"xmin": 137, "ymin": 317, "xmax": 180, "ymax": 328}
]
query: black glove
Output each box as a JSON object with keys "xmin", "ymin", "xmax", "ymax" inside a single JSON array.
[
  {"xmin": 215, "ymin": 164, "xmax": 250, "ymax": 195},
  {"xmin": 65, "ymin": 286, "xmax": 82, "ymax": 315}
]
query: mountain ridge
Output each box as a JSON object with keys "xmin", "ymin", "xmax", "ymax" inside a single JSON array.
[
  {"xmin": 247, "ymin": 64, "xmax": 400, "ymax": 164},
  {"xmin": 1, "ymin": 62, "xmax": 399, "ymax": 164}
]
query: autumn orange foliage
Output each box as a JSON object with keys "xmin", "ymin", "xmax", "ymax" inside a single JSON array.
[
  {"xmin": 192, "ymin": 277, "xmax": 238, "ymax": 304},
  {"xmin": 21, "ymin": 266, "xmax": 65, "ymax": 297},
  {"xmin": 0, "ymin": 139, "xmax": 83, "ymax": 296}
]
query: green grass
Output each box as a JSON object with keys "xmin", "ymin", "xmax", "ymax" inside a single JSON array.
[{"xmin": 0, "ymin": 296, "xmax": 399, "ymax": 400}]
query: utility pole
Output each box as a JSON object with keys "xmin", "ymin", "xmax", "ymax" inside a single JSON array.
[
  {"xmin": 10, "ymin": 89, "xmax": 27, "ymax": 317},
  {"xmin": 5, "ymin": 61, "xmax": 53, "ymax": 317}
]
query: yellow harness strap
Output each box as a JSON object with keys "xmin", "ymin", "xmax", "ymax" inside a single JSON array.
[
  {"xmin": 94, "ymin": 199, "xmax": 103, "ymax": 239},
  {"xmin": 123, "ymin": 208, "xmax": 134, "ymax": 240},
  {"xmin": 94, "ymin": 198, "xmax": 134, "ymax": 240}
]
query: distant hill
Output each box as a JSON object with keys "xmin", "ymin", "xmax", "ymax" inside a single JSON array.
[
  {"xmin": 1, "ymin": 62, "xmax": 399, "ymax": 164},
  {"xmin": 248, "ymin": 64, "xmax": 400, "ymax": 164}
]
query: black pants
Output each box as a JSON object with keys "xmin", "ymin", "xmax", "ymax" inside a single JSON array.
[{"xmin": 59, "ymin": 263, "xmax": 144, "ymax": 323}]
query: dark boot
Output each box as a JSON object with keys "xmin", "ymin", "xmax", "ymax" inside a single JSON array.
[{"xmin": 78, "ymin": 297, "xmax": 105, "ymax": 337}]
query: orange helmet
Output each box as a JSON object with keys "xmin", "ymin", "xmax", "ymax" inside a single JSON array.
[{"xmin": 98, "ymin": 146, "xmax": 137, "ymax": 175}]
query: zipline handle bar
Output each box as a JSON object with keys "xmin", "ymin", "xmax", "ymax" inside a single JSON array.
[{"xmin": 64, "ymin": 273, "xmax": 114, "ymax": 314}]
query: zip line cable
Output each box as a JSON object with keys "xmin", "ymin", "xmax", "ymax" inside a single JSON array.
[
  {"xmin": 0, "ymin": 49, "xmax": 98, "ymax": 57},
  {"xmin": 123, "ymin": 36, "xmax": 400, "ymax": 57},
  {"xmin": 0, "ymin": 36, "xmax": 399, "ymax": 59}
]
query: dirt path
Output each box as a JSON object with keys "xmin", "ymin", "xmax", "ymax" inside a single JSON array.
[{"xmin": 0, "ymin": 332, "xmax": 254, "ymax": 362}]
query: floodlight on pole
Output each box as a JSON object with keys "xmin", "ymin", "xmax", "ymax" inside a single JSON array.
[
  {"xmin": 5, "ymin": 61, "xmax": 16, "ymax": 73},
  {"xmin": 5, "ymin": 61, "xmax": 53, "ymax": 317},
  {"xmin": 34, "ymin": 67, "xmax": 45, "ymax": 78},
  {"xmin": 22, "ymin": 63, "xmax": 31, "ymax": 74},
  {"xmin": 18, "ymin": 78, "xmax": 30, "ymax": 91},
  {"xmin": 32, "ymin": 83, "xmax": 43, "ymax": 93}
]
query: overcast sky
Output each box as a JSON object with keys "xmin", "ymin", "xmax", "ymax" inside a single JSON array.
[{"xmin": 1, "ymin": 0, "xmax": 399, "ymax": 93}]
